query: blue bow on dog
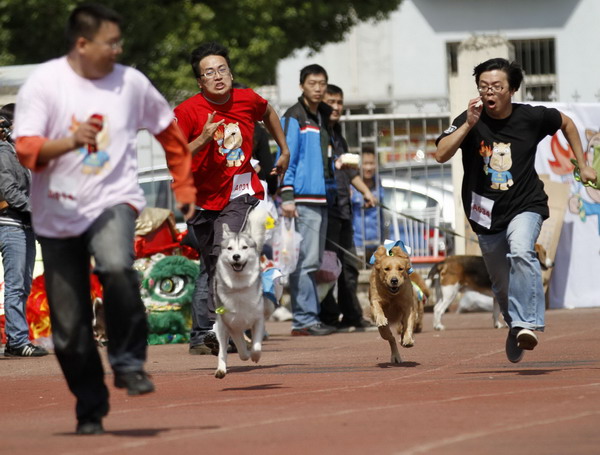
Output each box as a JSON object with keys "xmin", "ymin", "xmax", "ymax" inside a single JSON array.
[{"xmin": 369, "ymin": 240, "xmax": 414, "ymax": 274}]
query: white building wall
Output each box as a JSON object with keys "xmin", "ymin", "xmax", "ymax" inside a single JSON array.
[{"xmin": 276, "ymin": 0, "xmax": 594, "ymax": 111}]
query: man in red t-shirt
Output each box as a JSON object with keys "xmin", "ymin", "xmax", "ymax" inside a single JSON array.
[{"xmin": 175, "ymin": 41, "xmax": 290, "ymax": 354}]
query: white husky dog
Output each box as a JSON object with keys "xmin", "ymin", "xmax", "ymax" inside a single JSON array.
[{"xmin": 213, "ymin": 207, "xmax": 272, "ymax": 379}]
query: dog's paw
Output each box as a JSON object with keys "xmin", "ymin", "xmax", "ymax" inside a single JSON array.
[
  {"xmin": 433, "ymin": 323, "xmax": 445, "ymax": 331},
  {"xmin": 238, "ymin": 352, "xmax": 251, "ymax": 361},
  {"xmin": 215, "ymin": 369, "xmax": 227, "ymax": 379},
  {"xmin": 402, "ymin": 337, "xmax": 414, "ymax": 348},
  {"xmin": 374, "ymin": 315, "xmax": 389, "ymax": 327},
  {"xmin": 251, "ymin": 350, "xmax": 261, "ymax": 363},
  {"xmin": 494, "ymin": 321, "xmax": 506, "ymax": 329},
  {"xmin": 391, "ymin": 353, "xmax": 402, "ymax": 364}
]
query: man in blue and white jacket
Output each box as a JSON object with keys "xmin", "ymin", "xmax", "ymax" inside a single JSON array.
[{"xmin": 279, "ymin": 64, "xmax": 336, "ymax": 336}]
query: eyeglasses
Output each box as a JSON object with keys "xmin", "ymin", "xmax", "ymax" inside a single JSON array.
[
  {"xmin": 92, "ymin": 39, "xmax": 124, "ymax": 50},
  {"xmin": 200, "ymin": 66, "xmax": 230, "ymax": 79},
  {"xmin": 477, "ymin": 85, "xmax": 504, "ymax": 94}
]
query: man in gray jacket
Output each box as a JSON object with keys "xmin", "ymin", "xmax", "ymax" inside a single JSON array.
[{"xmin": 0, "ymin": 103, "xmax": 48, "ymax": 357}]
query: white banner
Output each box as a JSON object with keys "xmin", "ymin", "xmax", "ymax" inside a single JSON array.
[{"xmin": 534, "ymin": 103, "xmax": 600, "ymax": 308}]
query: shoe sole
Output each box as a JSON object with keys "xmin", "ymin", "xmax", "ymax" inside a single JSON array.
[
  {"xmin": 76, "ymin": 423, "xmax": 105, "ymax": 435},
  {"xmin": 505, "ymin": 333, "xmax": 524, "ymax": 363},
  {"xmin": 517, "ymin": 329, "xmax": 538, "ymax": 350},
  {"xmin": 114, "ymin": 377, "xmax": 155, "ymax": 396}
]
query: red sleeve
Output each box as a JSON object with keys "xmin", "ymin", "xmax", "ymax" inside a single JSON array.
[
  {"xmin": 251, "ymin": 89, "xmax": 268, "ymax": 122},
  {"xmin": 173, "ymin": 102, "xmax": 198, "ymax": 143},
  {"xmin": 15, "ymin": 136, "xmax": 49, "ymax": 171},
  {"xmin": 155, "ymin": 121, "xmax": 196, "ymax": 205}
]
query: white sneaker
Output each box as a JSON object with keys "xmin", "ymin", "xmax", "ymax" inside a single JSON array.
[
  {"xmin": 516, "ymin": 328, "xmax": 538, "ymax": 350},
  {"xmin": 270, "ymin": 306, "xmax": 293, "ymax": 322}
]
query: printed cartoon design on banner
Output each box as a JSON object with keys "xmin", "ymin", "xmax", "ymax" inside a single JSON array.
[
  {"xmin": 479, "ymin": 141, "xmax": 514, "ymax": 190},
  {"xmin": 548, "ymin": 128, "xmax": 600, "ymax": 234},
  {"xmin": 69, "ymin": 114, "xmax": 110, "ymax": 174},
  {"xmin": 214, "ymin": 122, "xmax": 244, "ymax": 167}
]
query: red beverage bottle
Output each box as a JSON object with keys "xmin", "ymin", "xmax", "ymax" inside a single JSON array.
[{"xmin": 87, "ymin": 113, "xmax": 104, "ymax": 153}]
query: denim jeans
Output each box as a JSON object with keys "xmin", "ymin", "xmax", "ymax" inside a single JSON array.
[
  {"xmin": 38, "ymin": 204, "xmax": 147, "ymax": 422},
  {"xmin": 288, "ymin": 204, "xmax": 328, "ymax": 329},
  {"xmin": 0, "ymin": 225, "xmax": 36, "ymax": 348},
  {"xmin": 477, "ymin": 211, "xmax": 545, "ymax": 332}
]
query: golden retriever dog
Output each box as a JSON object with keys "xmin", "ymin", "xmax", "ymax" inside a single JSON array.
[{"xmin": 369, "ymin": 245, "xmax": 419, "ymax": 364}]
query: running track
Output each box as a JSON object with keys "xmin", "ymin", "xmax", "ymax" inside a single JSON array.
[{"xmin": 1, "ymin": 308, "xmax": 599, "ymax": 454}]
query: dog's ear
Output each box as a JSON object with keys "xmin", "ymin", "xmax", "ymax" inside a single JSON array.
[
  {"xmin": 374, "ymin": 246, "xmax": 387, "ymax": 266},
  {"xmin": 222, "ymin": 223, "xmax": 232, "ymax": 238},
  {"xmin": 390, "ymin": 246, "xmax": 408, "ymax": 259}
]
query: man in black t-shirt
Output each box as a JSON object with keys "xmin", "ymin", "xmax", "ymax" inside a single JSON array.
[{"xmin": 436, "ymin": 58, "xmax": 597, "ymax": 363}]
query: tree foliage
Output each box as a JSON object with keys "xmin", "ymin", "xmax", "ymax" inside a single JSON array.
[{"xmin": 0, "ymin": 0, "xmax": 402, "ymax": 102}]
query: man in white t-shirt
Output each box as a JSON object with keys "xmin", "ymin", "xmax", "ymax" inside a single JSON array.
[{"xmin": 13, "ymin": 4, "xmax": 195, "ymax": 435}]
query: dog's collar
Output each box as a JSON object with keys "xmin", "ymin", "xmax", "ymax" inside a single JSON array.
[{"xmin": 216, "ymin": 306, "xmax": 234, "ymax": 314}]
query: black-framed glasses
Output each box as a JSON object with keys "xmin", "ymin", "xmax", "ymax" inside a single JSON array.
[
  {"xmin": 477, "ymin": 85, "xmax": 504, "ymax": 94},
  {"xmin": 200, "ymin": 66, "xmax": 230, "ymax": 79},
  {"xmin": 92, "ymin": 39, "xmax": 124, "ymax": 50}
]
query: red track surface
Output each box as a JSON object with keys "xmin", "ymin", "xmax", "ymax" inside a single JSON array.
[{"xmin": 1, "ymin": 308, "xmax": 600, "ymax": 455}]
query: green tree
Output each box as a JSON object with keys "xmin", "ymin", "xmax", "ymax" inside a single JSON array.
[{"xmin": 0, "ymin": 0, "xmax": 402, "ymax": 102}]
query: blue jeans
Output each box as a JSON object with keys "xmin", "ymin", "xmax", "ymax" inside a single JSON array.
[
  {"xmin": 477, "ymin": 212, "xmax": 545, "ymax": 332},
  {"xmin": 0, "ymin": 225, "xmax": 36, "ymax": 348},
  {"xmin": 288, "ymin": 204, "xmax": 328, "ymax": 329},
  {"xmin": 38, "ymin": 204, "xmax": 147, "ymax": 422}
]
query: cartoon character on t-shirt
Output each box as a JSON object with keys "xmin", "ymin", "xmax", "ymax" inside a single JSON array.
[
  {"xmin": 69, "ymin": 115, "xmax": 110, "ymax": 174},
  {"xmin": 486, "ymin": 142, "xmax": 514, "ymax": 191},
  {"xmin": 214, "ymin": 122, "xmax": 244, "ymax": 167}
]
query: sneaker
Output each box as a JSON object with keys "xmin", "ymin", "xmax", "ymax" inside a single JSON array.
[
  {"xmin": 505, "ymin": 331, "xmax": 524, "ymax": 363},
  {"xmin": 188, "ymin": 344, "xmax": 214, "ymax": 355},
  {"xmin": 202, "ymin": 331, "xmax": 239, "ymax": 356},
  {"xmin": 76, "ymin": 419, "xmax": 104, "ymax": 435},
  {"xmin": 114, "ymin": 371, "xmax": 155, "ymax": 396},
  {"xmin": 336, "ymin": 319, "xmax": 377, "ymax": 333},
  {"xmin": 291, "ymin": 323, "xmax": 337, "ymax": 336},
  {"xmin": 516, "ymin": 328, "xmax": 538, "ymax": 350},
  {"xmin": 4, "ymin": 342, "xmax": 49, "ymax": 357}
]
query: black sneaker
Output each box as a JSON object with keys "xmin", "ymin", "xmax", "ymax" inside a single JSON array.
[
  {"xmin": 4, "ymin": 342, "xmax": 49, "ymax": 357},
  {"xmin": 76, "ymin": 419, "xmax": 104, "ymax": 435},
  {"xmin": 336, "ymin": 319, "xmax": 377, "ymax": 333},
  {"xmin": 114, "ymin": 371, "xmax": 155, "ymax": 396},
  {"xmin": 203, "ymin": 331, "xmax": 239, "ymax": 356},
  {"xmin": 505, "ymin": 331, "xmax": 524, "ymax": 363},
  {"xmin": 188, "ymin": 344, "xmax": 214, "ymax": 355},
  {"xmin": 291, "ymin": 323, "xmax": 337, "ymax": 336},
  {"xmin": 516, "ymin": 328, "xmax": 538, "ymax": 350}
]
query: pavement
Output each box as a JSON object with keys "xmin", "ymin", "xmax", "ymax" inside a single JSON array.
[{"xmin": 1, "ymin": 308, "xmax": 600, "ymax": 455}]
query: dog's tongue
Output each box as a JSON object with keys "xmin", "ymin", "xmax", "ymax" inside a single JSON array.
[{"xmin": 232, "ymin": 262, "xmax": 245, "ymax": 272}]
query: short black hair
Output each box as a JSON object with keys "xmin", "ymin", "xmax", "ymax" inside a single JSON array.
[
  {"xmin": 362, "ymin": 144, "xmax": 376, "ymax": 156},
  {"xmin": 326, "ymin": 84, "xmax": 343, "ymax": 97},
  {"xmin": 300, "ymin": 64, "xmax": 328, "ymax": 85},
  {"xmin": 473, "ymin": 58, "xmax": 524, "ymax": 92},
  {"xmin": 190, "ymin": 42, "xmax": 232, "ymax": 79},
  {"xmin": 66, "ymin": 3, "xmax": 122, "ymax": 50},
  {"xmin": 0, "ymin": 103, "xmax": 15, "ymax": 123}
]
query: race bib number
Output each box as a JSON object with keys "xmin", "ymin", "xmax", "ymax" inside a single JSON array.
[
  {"xmin": 230, "ymin": 172, "xmax": 255, "ymax": 200},
  {"xmin": 47, "ymin": 175, "xmax": 78, "ymax": 213},
  {"xmin": 469, "ymin": 192, "xmax": 494, "ymax": 229}
]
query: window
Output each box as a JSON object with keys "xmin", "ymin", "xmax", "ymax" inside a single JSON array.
[
  {"xmin": 510, "ymin": 38, "xmax": 557, "ymax": 101},
  {"xmin": 446, "ymin": 42, "xmax": 459, "ymax": 76}
]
